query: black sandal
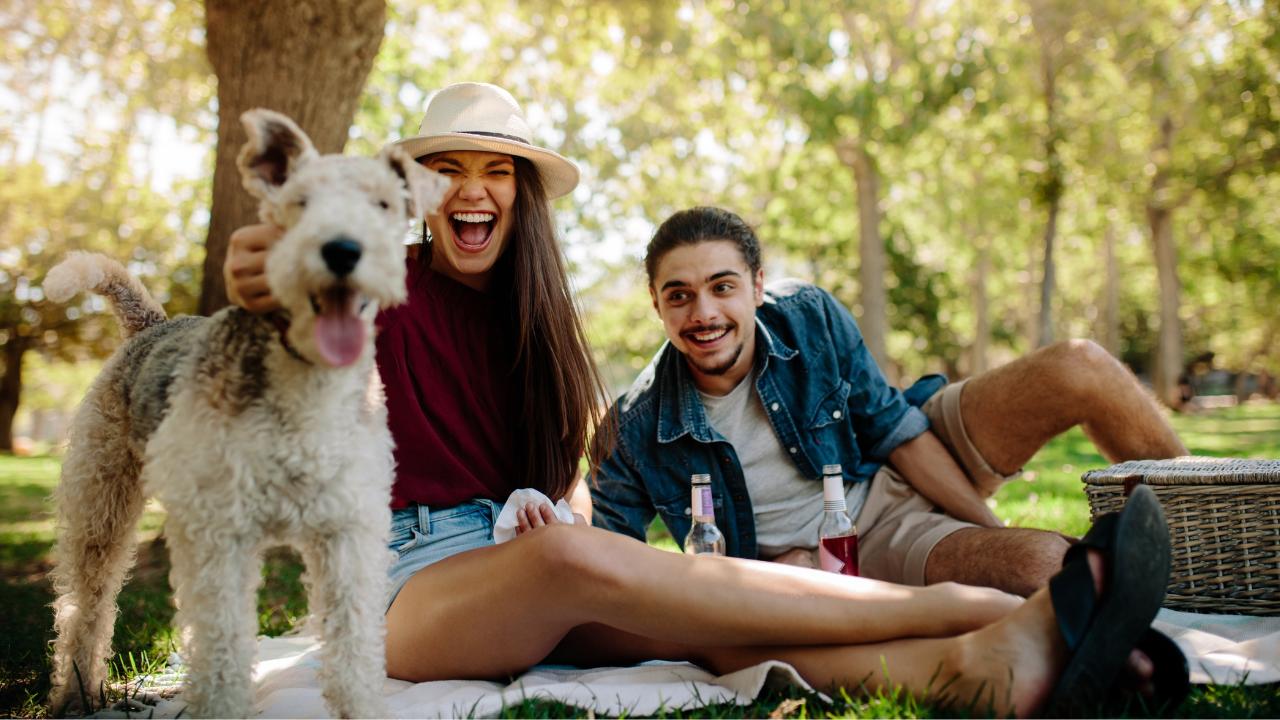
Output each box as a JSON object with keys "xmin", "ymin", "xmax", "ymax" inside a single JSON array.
[
  {"xmin": 1041, "ymin": 484, "xmax": 1176, "ymax": 717},
  {"xmin": 1109, "ymin": 627, "xmax": 1191, "ymax": 717}
]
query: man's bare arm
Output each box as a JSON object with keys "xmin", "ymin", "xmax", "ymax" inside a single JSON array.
[{"xmin": 889, "ymin": 431, "xmax": 1004, "ymax": 528}]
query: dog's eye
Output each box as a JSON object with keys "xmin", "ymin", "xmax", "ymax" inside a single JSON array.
[
  {"xmin": 378, "ymin": 200, "xmax": 390, "ymax": 210},
  {"xmin": 296, "ymin": 198, "xmax": 307, "ymax": 208}
]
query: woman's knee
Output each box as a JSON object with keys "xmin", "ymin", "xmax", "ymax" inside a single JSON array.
[{"xmin": 519, "ymin": 524, "xmax": 633, "ymax": 595}]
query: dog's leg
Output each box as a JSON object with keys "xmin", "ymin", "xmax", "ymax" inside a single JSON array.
[
  {"xmin": 167, "ymin": 522, "xmax": 262, "ymax": 719},
  {"xmin": 302, "ymin": 525, "xmax": 391, "ymax": 718},
  {"xmin": 48, "ymin": 410, "xmax": 145, "ymax": 715}
]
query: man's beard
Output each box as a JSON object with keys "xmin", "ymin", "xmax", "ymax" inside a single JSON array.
[{"xmin": 689, "ymin": 342, "xmax": 745, "ymax": 376}]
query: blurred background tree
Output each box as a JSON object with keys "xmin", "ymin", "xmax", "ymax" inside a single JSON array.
[{"xmin": 2, "ymin": 0, "xmax": 1277, "ymax": 451}]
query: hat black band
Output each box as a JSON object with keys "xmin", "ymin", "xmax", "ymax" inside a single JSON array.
[{"xmin": 460, "ymin": 130, "xmax": 530, "ymax": 145}]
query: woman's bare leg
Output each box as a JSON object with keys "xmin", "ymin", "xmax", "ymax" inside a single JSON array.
[
  {"xmin": 385, "ymin": 524, "xmax": 1020, "ymax": 681},
  {"xmin": 554, "ymin": 553, "xmax": 1126, "ymax": 719},
  {"xmin": 697, "ymin": 590, "xmax": 1068, "ymax": 719}
]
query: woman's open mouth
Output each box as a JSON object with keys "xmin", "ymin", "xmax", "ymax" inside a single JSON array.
[{"xmin": 450, "ymin": 212, "xmax": 496, "ymax": 253}]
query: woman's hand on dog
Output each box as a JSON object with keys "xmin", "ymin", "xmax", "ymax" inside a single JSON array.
[
  {"xmin": 225, "ymin": 224, "xmax": 283, "ymax": 313},
  {"xmin": 515, "ymin": 501, "xmax": 587, "ymax": 535}
]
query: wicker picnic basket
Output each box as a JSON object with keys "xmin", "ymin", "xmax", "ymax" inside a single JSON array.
[{"xmin": 1082, "ymin": 457, "xmax": 1280, "ymax": 615}]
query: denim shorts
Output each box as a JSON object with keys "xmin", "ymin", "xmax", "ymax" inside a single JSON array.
[{"xmin": 385, "ymin": 499, "xmax": 501, "ymax": 611}]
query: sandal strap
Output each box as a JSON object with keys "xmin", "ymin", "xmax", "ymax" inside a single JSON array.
[
  {"xmin": 1049, "ymin": 511, "xmax": 1122, "ymax": 651},
  {"xmin": 1049, "ymin": 554, "xmax": 1099, "ymax": 651}
]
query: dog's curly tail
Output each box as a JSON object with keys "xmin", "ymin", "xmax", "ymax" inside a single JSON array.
[{"xmin": 43, "ymin": 252, "xmax": 168, "ymax": 338}]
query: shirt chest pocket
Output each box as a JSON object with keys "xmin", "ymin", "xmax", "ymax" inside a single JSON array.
[{"xmin": 807, "ymin": 380, "xmax": 851, "ymax": 430}]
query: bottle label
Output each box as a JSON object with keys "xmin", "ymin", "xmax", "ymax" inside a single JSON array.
[
  {"xmin": 819, "ymin": 534, "xmax": 859, "ymax": 576},
  {"xmin": 691, "ymin": 485, "xmax": 713, "ymax": 520}
]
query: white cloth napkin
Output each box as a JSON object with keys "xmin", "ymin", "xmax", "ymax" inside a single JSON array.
[{"xmin": 492, "ymin": 488, "xmax": 575, "ymax": 543}]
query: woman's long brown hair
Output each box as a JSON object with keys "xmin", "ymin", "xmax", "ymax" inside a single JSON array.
[{"xmin": 421, "ymin": 156, "xmax": 608, "ymax": 500}]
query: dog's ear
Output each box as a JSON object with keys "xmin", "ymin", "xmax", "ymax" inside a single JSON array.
[
  {"xmin": 238, "ymin": 109, "xmax": 319, "ymax": 200},
  {"xmin": 382, "ymin": 146, "xmax": 451, "ymax": 220}
]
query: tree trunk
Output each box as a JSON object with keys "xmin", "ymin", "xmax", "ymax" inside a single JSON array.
[
  {"xmin": 1101, "ymin": 221, "xmax": 1120, "ymax": 357},
  {"xmin": 1037, "ymin": 195, "xmax": 1059, "ymax": 348},
  {"xmin": 1036, "ymin": 45, "xmax": 1061, "ymax": 350},
  {"xmin": 0, "ymin": 336, "xmax": 27, "ymax": 453},
  {"xmin": 1147, "ymin": 115, "xmax": 1183, "ymax": 408},
  {"xmin": 837, "ymin": 140, "xmax": 893, "ymax": 383},
  {"xmin": 200, "ymin": 0, "xmax": 387, "ymax": 315},
  {"xmin": 1149, "ymin": 205, "xmax": 1181, "ymax": 407},
  {"xmin": 972, "ymin": 241, "xmax": 990, "ymax": 376}
]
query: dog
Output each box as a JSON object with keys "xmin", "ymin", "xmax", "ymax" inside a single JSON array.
[{"xmin": 43, "ymin": 109, "xmax": 448, "ymax": 718}]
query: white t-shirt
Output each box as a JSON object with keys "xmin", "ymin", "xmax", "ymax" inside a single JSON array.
[{"xmin": 699, "ymin": 367, "xmax": 869, "ymax": 557}]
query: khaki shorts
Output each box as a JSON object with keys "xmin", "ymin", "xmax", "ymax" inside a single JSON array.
[{"xmin": 855, "ymin": 379, "xmax": 1015, "ymax": 586}]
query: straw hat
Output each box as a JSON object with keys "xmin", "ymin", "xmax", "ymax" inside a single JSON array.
[{"xmin": 391, "ymin": 82, "xmax": 580, "ymax": 199}]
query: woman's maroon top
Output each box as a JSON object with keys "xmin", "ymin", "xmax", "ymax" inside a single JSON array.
[{"xmin": 376, "ymin": 258, "xmax": 519, "ymax": 509}]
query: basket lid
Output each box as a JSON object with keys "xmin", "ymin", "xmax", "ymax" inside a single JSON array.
[{"xmin": 1082, "ymin": 456, "xmax": 1280, "ymax": 486}]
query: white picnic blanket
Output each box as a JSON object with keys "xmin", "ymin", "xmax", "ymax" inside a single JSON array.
[
  {"xmin": 1153, "ymin": 608, "xmax": 1280, "ymax": 685},
  {"xmin": 251, "ymin": 633, "xmax": 822, "ymax": 718},
  {"xmin": 96, "ymin": 608, "xmax": 1278, "ymax": 719}
]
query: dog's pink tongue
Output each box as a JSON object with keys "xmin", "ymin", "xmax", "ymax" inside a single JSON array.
[
  {"xmin": 314, "ymin": 296, "xmax": 366, "ymax": 367},
  {"xmin": 457, "ymin": 222, "xmax": 489, "ymax": 247}
]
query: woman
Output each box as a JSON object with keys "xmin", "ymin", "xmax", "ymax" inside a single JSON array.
[{"xmin": 224, "ymin": 82, "xmax": 1168, "ymax": 716}]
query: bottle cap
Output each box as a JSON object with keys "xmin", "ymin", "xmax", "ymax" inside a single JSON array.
[
  {"xmin": 822, "ymin": 464, "xmax": 842, "ymax": 476},
  {"xmin": 691, "ymin": 473, "xmax": 711, "ymax": 484}
]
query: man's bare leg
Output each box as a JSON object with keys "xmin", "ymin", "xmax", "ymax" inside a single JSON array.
[
  {"xmin": 925, "ymin": 527, "xmax": 1071, "ymax": 596},
  {"xmin": 961, "ymin": 340, "xmax": 1187, "ymax": 476}
]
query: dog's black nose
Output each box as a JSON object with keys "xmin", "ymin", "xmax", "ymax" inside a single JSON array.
[{"xmin": 321, "ymin": 237, "xmax": 362, "ymax": 277}]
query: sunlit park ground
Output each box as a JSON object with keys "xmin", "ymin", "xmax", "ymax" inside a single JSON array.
[{"xmin": 2, "ymin": 404, "xmax": 1278, "ymax": 717}]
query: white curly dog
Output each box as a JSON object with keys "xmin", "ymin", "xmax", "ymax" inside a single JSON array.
[{"xmin": 44, "ymin": 109, "xmax": 448, "ymax": 718}]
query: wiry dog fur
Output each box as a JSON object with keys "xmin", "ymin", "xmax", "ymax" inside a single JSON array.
[{"xmin": 44, "ymin": 109, "xmax": 448, "ymax": 718}]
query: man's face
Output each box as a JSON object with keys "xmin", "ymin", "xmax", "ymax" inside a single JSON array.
[{"xmin": 650, "ymin": 240, "xmax": 764, "ymax": 395}]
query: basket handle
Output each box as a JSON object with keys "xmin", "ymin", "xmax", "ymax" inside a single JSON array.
[{"xmin": 1121, "ymin": 475, "xmax": 1144, "ymax": 497}]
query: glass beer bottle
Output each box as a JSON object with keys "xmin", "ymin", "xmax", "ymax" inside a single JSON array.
[
  {"xmin": 817, "ymin": 464, "xmax": 859, "ymax": 575},
  {"xmin": 684, "ymin": 473, "xmax": 726, "ymax": 556}
]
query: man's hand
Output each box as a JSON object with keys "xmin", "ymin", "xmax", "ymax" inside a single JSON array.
[
  {"xmin": 224, "ymin": 224, "xmax": 283, "ymax": 313},
  {"xmin": 768, "ymin": 547, "xmax": 818, "ymax": 569}
]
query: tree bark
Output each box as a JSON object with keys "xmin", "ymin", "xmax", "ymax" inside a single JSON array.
[
  {"xmin": 1149, "ymin": 204, "xmax": 1181, "ymax": 407},
  {"xmin": 837, "ymin": 140, "xmax": 894, "ymax": 382},
  {"xmin": 972, "ymin": 240, "xmax": 990, "ymax": 376},
  {"xmin": 200, "ymin": 0, "xmax": 387, "ymax": 315},
  {"xmin": 1147, "ymin": 115, "xmax": 1183, "ymax": 408},
  {"xmin": 1101, "ymin": 221, "xmax": 1120, "ymax": 357},
  {"xmin": 1036, "ymin": 44, "xmax": 1061, "ymax": 349},
  {"xmin": 0, "ymin": 336, "xmax": 27, "ymax": 453},
  {"xmin": 1037, "ymin": 195, "xmax": 1059, "ymax": 348}
]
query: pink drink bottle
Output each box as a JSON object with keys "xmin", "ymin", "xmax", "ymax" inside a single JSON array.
[
  {"xmin": 817, "ymin": 464, "xmax": 859, "ymax": 576},
  {"xmin": 684, "ymin": 473, "xmax": 726, "ymax": 556}
]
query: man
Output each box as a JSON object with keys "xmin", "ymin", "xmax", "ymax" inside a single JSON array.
[{"xmin": 590, "ymin": 206, "xmax": 1187, "ymax": 596}]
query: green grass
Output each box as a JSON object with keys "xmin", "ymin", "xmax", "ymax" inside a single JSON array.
[{"xmin": 2, "ymin": 403, "xmax": 1278, "ymax": 717}]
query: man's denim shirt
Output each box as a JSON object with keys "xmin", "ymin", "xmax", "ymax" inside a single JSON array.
[{"xmin": 591, "ymin": 280, "xmax": 946, "ymax": 558}]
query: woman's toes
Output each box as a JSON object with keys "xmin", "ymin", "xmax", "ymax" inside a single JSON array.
[{"xmin": 1120, "ymin": 647, "xmax": 1156, "ymax": 696}]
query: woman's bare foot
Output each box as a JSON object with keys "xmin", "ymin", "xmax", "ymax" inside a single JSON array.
[{"xmin": 937, "ymin": 550, "xmax": 1155, "ymax": 717}]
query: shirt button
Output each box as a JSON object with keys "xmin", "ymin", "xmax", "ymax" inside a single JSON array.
[
  {"xmin": 833, "ymin": 410, "xmax": 843, "ymax": 419},
  {"xmin": 770, "ymin": 402, "xmax": 780, "ymax": 411},
  {"xmin": 684, "ymin": 507, "xmax": 691, "ymax": 516},
  {"xmin": 789, "ymin": 447, "xmax": 797, "ymax": 454}
]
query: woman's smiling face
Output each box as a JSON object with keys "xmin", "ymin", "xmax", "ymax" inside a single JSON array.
[{"xmin": 422, "ymin": 150, "xmax": 517, "ymax": 289}]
